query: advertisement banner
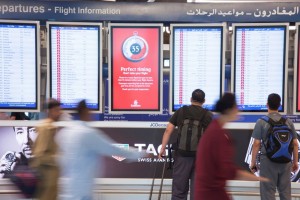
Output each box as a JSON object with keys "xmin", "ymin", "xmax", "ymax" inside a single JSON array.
[
  {"xmin": 2, "ymin": 126, "xmax": 299, "ymax": 181},
  {"xmin": 0, "ymin": 126, "xmax": 37, "ymax": 179},
  {"xmin": 110, "ymin": 25, "xmax": 162, "ymax": 113}
]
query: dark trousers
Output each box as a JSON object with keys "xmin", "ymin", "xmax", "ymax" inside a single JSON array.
[{"xmin": 172, "ymin": 155, "xmax": 195, "ymax": 200}]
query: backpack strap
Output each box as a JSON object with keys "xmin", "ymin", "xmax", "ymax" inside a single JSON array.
[
  {"xmin": 200, "ymin": 109, "xmax": 208, "ymax": 122},
  {"xmin": 260, "ymin": 115, "xmax": 269, "ymax": 123},
  {"xmin": 260, "ymin": 115, "xmax": 272, "ymax": 149},
  {"xmin": 278, "ymin": 117, "xmax": 287, "ymax": 124},
  {"xmin": 261, "ymin": 116, "xmax": 287, "ymax": 126},
  {"xmin": 180, "ymin": 106, "xmax": 208, "ymax": 127},
  {"xmin": 260, "ymin": 115, "xmax": 288, "ymax": 147},
  {"xmin": 182, "ymin": 105, "xmax": 192, "ymax": 119},
  {"xmin": 198, "ymin": 109, "xmax": 208, "ymax": 137},
  {"xmin": 179, "ymin": 106, "xmax": 190, "ymax": 127},
  {"xmin": 261, "ymin": 116, "xmax": 275, "ymax": 127}
]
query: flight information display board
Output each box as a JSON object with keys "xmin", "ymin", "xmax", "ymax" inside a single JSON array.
[
  {"xmin": 233, "ymin": 24, "xmax": 288, "ymax": 113},
  {"xmin": 170, "ymin": 24, "xmax": 225, "ymax": 112},
  {"xmin": 294, "ymin": 23, "xmax": 300, "ymax": 114},
  {"xmin": 0, "ymin": 20, "xmax": 40, "ymax": 112},
  {"xmin": 109, "ymin": 23, "xmax": 163, "ymax": 114},
  {"xmin": 48, "ymin": 22, "xmax": 102, "ymax": 111}
]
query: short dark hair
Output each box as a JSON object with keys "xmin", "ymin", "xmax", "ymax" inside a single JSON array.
[
  {"xmin": 267, "ymin": 93, "xmax": 281, "ymax": 110},
  {"xmin": 76, "ymin": 99, "xmax": 89, "ymax": 117},
  {"xmin": 46, "ymin": 98, "xmax": 61, "ymax": 110},
  {"xmin": 215, "ymin": 93, "xmax": 237, "ymax": 114},
  {"xmin": 191, "ymin": 89, "xmax": 205, "ymax": 103}
]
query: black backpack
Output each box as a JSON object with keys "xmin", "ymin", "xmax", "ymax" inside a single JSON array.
[
  {"xmin": 176, "ymin": 106, "xmax": 207, "ymax": 157},
  {"xmin": 261, "ymin": 116, "xmax": 294, "ymax": 163}
]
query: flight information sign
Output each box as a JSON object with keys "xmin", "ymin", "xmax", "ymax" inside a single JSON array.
[
  {"xmin": 170, "ymin": 24, "xmax": 225, "ymax": 112},
  {"xmin": 0, "ymin": 20, "xmax": 39, "ymax": 111},
  {"xmin": 295, "ymin": 23, "xmax": 300, "ymax": 114},
  {"xmin": 48, "ymin": 22, "xmax": 102, "ymax": 111},
  {"xmin": 233, "ymin": 24, "xmax": 288, "ymax": 113}
]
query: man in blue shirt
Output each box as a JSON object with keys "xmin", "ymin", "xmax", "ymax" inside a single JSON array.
[{"xmin": 57, "ymin": 100, "xmax": 145, "ymax": 200}]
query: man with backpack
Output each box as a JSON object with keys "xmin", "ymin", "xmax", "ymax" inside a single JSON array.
[
  {"xmin": 250, "ymin": 93, "xmax": 299, "ymax": 200},
  {"xmin": 159, "ymin": 89, "xmax": 212, "ymax": 200}
]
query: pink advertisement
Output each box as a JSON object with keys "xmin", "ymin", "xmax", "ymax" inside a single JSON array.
[{"xmin": 111, "ymin": 26, "xmax": 161, "ymax": 111}]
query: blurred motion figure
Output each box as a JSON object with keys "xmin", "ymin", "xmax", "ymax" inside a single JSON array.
[
  {"xmin": 31, "ymin": 98, "xmax": 62, "ymax": 200},
  {"xmin": 57, "ymin": 100, "xmax": 145, "ymax": 200}
]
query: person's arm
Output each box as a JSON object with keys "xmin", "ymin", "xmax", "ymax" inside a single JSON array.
[
  {"xmin": 88, "ymin": 128, "xmax": 145, "ymax": 161},
  {"xmin": 249, "ymin": 119, "xmax": 263, "ymax": 173},
  {"xmin": 288, "ymin": 120, "xmax": 299, "ymax": 172},
  {"xmin": 235, "ymin": 169, "xmax": 268, "ymax": 182},
  {"xmin": 250, "ymin": 139, "xmax": 261, "ymax": 173},
  {"xmin": 292, "ymin": 138, "xmax": 299, "ymax": 172},
  {"xmin": 158, "ymin": 123, "xmax": 175, "ymax": 158}
]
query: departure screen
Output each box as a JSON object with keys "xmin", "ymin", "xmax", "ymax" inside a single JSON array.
[
  {"xmin": 0, "ymin": 22, "xmax": 38, "ymax": 111},
  {"xmin": 171, "ymin": 26, "xmax": 223, "ymax": 112},
  {"xmin": 234, "ymin": 25, "xmax": 286, "ymax": 112},
  {"xmin": 49, "ymin": 24, "xmax": 101, "ymax": 111}
]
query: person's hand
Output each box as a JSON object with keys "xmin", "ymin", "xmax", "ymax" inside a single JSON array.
[
  {"xmin": 249, "ymin": 163, "xmax": 258, "ymax": 173},
  {"xmin": 258, "ymin": 176, "xmax": 270, "ymax": 182},
  {"xmin": 158, "ymin": 147, "xmax": 165, "ymax": 159},
  {"xmin": 292, "ymin": 161, "xmax": 299, "ymax": 172},
  {"xmin": 146, "ymin": 153, "xmax": 154, "ymax": 159}
]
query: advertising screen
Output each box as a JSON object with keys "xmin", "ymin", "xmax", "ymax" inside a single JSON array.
[
  {"xmin": 48, "ymin": 22, "xmax": 102, "ymax": 111},
  {"xmin": 170, "ymin": 24, "xmax": 225, "ymax": 112},
  {"xmin": 109, "ymin": 24, "xmax": 163, "ymax": 113},
  {"xmin": 0, "ymin": 20, "xmax": 39, "ymax": 111},
  {"xmin": 233, "ymin": 24, "xmax": 288, "ymax": 113}
]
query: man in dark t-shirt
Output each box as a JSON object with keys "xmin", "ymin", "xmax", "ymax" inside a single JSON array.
[{"xmin": 159, "ymin": 89, "xmax": 213, "ymax": 200}]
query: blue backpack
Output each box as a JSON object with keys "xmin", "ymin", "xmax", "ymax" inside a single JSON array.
[{"xmin": 261, "ymin": 116, "xmax": 294, "ymax": 163}]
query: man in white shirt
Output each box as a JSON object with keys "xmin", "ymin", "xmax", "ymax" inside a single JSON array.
[{"xmin": 57, "ymin": 100, "xmax": 145, "ymax": 200}]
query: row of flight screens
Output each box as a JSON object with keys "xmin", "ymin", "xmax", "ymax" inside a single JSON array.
[{"xmin": 0, "ymin": 20, "xmax": 298, "ymax": 114}]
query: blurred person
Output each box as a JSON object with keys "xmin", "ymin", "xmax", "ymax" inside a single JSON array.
[
  {"xmin": 195, "ymin": 93, "xmax": 268, "ymax": 200},
  {"xmin": 31, "ymin": 98, "xmax": 62, "ymax": 200},
  {"xmin": 250, "ymin": 93, "xmax": 298, "ymax": 200},
  {"xmin": 0, "ymin": 126, "xmax": 37, "ymax": 178},
  {"xmin": 57, "ymin": 100, "xmax": 145, "ymax": 200},
  {"xmin": 10, "ymin": 112, "xmax": 30, "ymax": 120},
  {"xmin": 0, "ymin": 112, "xmax": 9, "ymax": 120},
  {"xmin": 158, "ymin": 89, "xmax": 213, "ymax": 200}
]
